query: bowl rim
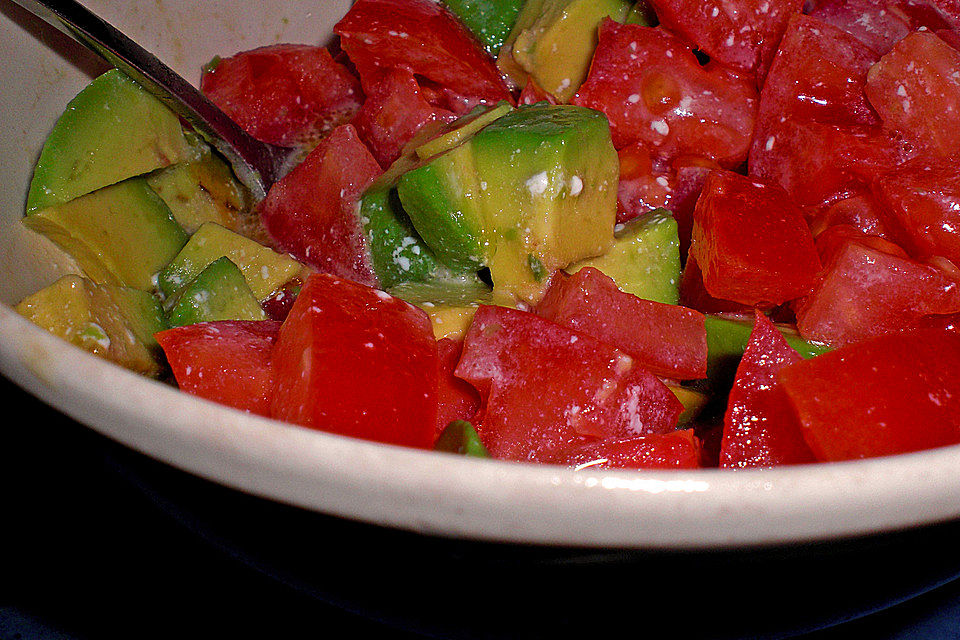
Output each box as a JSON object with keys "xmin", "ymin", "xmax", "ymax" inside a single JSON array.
[{"xmin": 4, "ymin": 302, "xmax": 960, "ymax": 549}]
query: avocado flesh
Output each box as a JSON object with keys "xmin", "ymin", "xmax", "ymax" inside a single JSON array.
[
  {"xmin": 567, "ymin": 208, "xmax": 681, "ymax": 305},
  {"xmin": 415, "ymin": 102, "xmax": 514, "ymax": 160},
  {"xmin": 158, "ymin": 222, "xmax": 303, "ymax": 303},
  {"xmin": 441, "ymin": 0, "xmax": 525, "ymax": 56},
  {"xmin": 15, "ymin": 274, "xmax": 167, "ymax": 377},
  {"xmin": 398, "ymin": 103, "xmax": 618, "ymax": 303},
  {"xmin": 434, "ymin": 420, "xmax": 491, "ymax": 457},
  {"xmin": 23, "ymin": 178, "xmax": 189, "ymax": 292},
  {"xmin": 166, "ymin": 257, "xmax": 267, "ymax": 327},
  {"xmin": 146, "ymin": 149, "xmax": 249, "ymax": 235},
  {"xmin": 498, "ymin": 0, "xmax": 632, "ymax": 102},
  {"xmin": 389, "ymin": 279, "xmax": 513, "ymax": 340},
  {"xmin": 27, "ymin": 69, "xmax": 201, "ymax": 214}
]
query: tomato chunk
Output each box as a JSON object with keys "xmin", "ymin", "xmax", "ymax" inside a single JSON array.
[
  {"xmin": 271, "ymin": 274, "xmax": 438, "ymax": 448},
  {"xmin": 571, "ymin": 20, "xmax": 758, "ymax": 167},
  {"xmin": 436, "ymin": 337, "xmax": 481, "ymax": 439},
  {"xmin": 719, "ymin": 312, "xmax": 816, "ymax": 468},
  {"xmin": 779, "ymin": 328, "xmax": 960, "ymax": 461},
  {"xmin": 552, "ymin": 430, "xmax": 702, "ymax": 470},
  {"xmin": 352, "ymin": 69, "xmax": 458, "ymax": 168},
  {"xmin": 155, "ymin": 320, "xmax": 281, "ymax": 417},
  {"xmin": 258, "ymin": 124, "xmax": 382, "ymax": 287},
  {"xmin": 647, "ymin": 0, "xmax": 802, "ymax": 80},
  {"xmin": 865, "ymin": 31, "xmax": 960, "ymax": 160},
  {"xmin": 690, "ymin": 170, "xmax": 821, "ymax": 308},
  {"xmin": 456, "ymin": 305, "xmax": 683, "ymax": 462},
  {"xmin": 795, "ymin": 240, "xmax": 960, "ymax": 347},
  {"xmin": 200, "ymin": 44, "xmax": 362, "ymax": 147},
  {"xmin": 334, "ymin": 0, "xmax": 511, "ymax": 111},
  {"xmin": 535, "ymin": 268, "xmax": 707, "ymax": 380},
  {"xmin": 805, "ymin": 0, "xmax": 912, "ymax": 54}
]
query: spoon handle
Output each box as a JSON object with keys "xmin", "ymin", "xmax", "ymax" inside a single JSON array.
[{"xmin": 14, "ymin": 0, "xmax": 286, "ymax": 199}]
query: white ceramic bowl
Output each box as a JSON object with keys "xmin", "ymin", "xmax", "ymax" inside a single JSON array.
[{"xmin": 3, "ymin": 0, "xmax": 960, "ymax": 550}]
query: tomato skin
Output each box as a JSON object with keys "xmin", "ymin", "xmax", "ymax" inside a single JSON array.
[
  {"xmin": 456, "ymin": 305, "xmax": 683, "ymax": 463},
  {"xmin": 796, "ymin": 240, "xmax": 960, "ymax": 347},
  {"xmin": 155, "ymin": 321, "xmax": 281, "ymax": 417},
  {"xmin": 806, "ymin": 0, "xmax": 912, "ymax": 54},
  {"xmin": 779, "ymin": 328, "xmax": 960, "ymax": 461},
  {"xmin": 535, "ymin": 268, "xmax": 708, "ymax": 380},
  {"xmin": 551, "ymin": 430, "xmax": 702, "ymax": 470},
  {"xmin": 719, "ymin": 312, "xmax": 816, "ymax": 468},
  {"xmin": 690, "ymin": 169, "xmax": 821, "ymax": 308},
  {"xmin": 200, "ymin": 44, "xmax": 362, "ymax": 147},
  {"xmin": 334, "ymin": 0, "xmax": 511, "ymax": 110},
  {"xmin": 271, "ymin": 274, "xmax": 438, "ymax": 448},
  {"xmin": 813, "ymin": 224, "xmax": 910, "ymax": 266},
  {"xmin": 646, "ymin": 0, "xmax": 802, "ymax": 81},
  {"xmin": 571, "ymin": 20, "xmax": 758, "ymax": 167},
  {"xmin": 352, "ymin": 69, "xmax": 458, "ymax": 168},
  {"xmin": 678, "ymin": 255, "xmax": 752, "ymax": 315},
  {"xmin": 258, "ymin": 124, "xmax": 382, "ymax": 287},
  {"xmin": 865, "ymin": 31, "xmax": 960, "ymax": 161},
  {"xmin": 436, "ymin": 337, "xmax": 481, "ymax": 439}
]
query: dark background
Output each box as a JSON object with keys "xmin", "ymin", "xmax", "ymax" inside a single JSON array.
[{"xmin": 3, "ymin": 371, "xmax": 960, "ymax": 640}]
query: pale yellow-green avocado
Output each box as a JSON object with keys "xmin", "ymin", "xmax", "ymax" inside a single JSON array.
[
  {"xmin": 16, "ymin": 274, "xmax": 167, "ymax": 377},
  {"xmin": 389, "ymin": 279, "xmax": 516, "ymax": 340},
  {"xmin": 165, "ymin": 256, "xmax": 267, "ymax": 328},
  {"xmin": 497, "ymin": 0, "xmax": 632, "ymax": 102},
  {"xmin": 27, "ymin": 69, "xmax": 201, "ymax": 214},
  {"xmin": 23, "ymin": 178, "xmax": 189, "ymax": 292}
]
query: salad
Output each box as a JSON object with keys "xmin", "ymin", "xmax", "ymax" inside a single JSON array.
[{"xmin": 14, "ymin": 0, "xmax": 960, "ymax": 471}]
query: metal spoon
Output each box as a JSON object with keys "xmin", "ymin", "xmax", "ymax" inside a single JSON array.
[{"xmin": 13, "ymin": 0, "xmax": 290, "ymax": 201}]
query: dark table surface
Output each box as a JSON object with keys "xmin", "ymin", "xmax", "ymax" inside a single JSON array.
[{"xmin": 3, "ymin": 372, "xmax": 960, "ymax": 640}]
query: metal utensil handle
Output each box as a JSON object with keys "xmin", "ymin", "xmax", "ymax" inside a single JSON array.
[{"xmin": 14, "ymin": 0, "xmax": 284, "ymax": 199}]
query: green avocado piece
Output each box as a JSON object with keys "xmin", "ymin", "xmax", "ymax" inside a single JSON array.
[
  {"xmin": 441, "ymin": 0, "xmax": 525, "ymax": 56},
  {"xmin": 624, "ymin": 0, "xmax": 658, "ymax": 26},
  {"xmin": 567, "ymin": 208, "xmax": 681, "ymax": 305},
  {"xmin": 158, "ymin": 222, "xmax": 303, "ymax": 303},
  {"xmin": 165, "ymin": 257, "xmax": 267, "ymax": 327},
  {"xmin": 415, "ymin": 101, "xmax": 514, "ymax": 160},
  {"xmin": 435, "ymin": 420, "xmax": 491, "ymax": 458},
  {"xmin": 389, "ymin": 278, "xmax": 507, "ymax": 339},
  {"xmin": 23, "ymin": 178, "xmax": 189, "ymax": 292},
  {"xmin": 498, "ymin": 0, "xmax": 632, "ymax": 102},
  {"xmin": 15, "ymin": 274, "xmax": 167, "ymax": 377},
  {"xmin": 397, "ymin": 103, "xmax": 618, "ymax": 303},
  {"xmin": 146, "ymin": 149, "xmax": 249, "ymax": 235},
  {"xmin": 668, "ymin": 384, "xmax": 710, "ymax": 426},
  {"xmin": 27, "ymin": 69, "xmax": 201, "ymax": 214}
]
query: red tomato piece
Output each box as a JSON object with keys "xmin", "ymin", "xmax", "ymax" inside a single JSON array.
[
  {"xmin": 813, "ymin": 224, "xmax": 910, "ymax": 266},
  {"xmin": 690, "ymin": 170, "xmax": 821, "ymax": 308},
  {"xmin": 456, "ymin": 305, "xmax": 684, "ymax": 463},
  {"xmin": 519, "ymin": 79, "xmax": 558, "ymax": 106},
  {"xmin": 779, "ymin": 328, "xmax": 960, "ymax": 461},
  {"xmin": 795, "ymin": 240, "xmax": 960, "ymax": 346},
  {"xmin": 334, "ymin": 0, "xmax": 512, "ymax": 111},
  {"xmin": 873, "ymin": 160, "xmax": 960, "ymax": 267},
  {"xmin": 200, "ymin": 44, "xmax": 362, "ymax": 148},
  {"xmin": 914, "ymin": 312, "xmax": 960, "ymax": 333},
  {"xmin": 571, "ymin": 20, "xmax": 758, "ymax": 167},
  {"xmin": 155, "ymin": 320, "xmax": 281, "ymax": 417},
  {"xmin": 719, "ymin": 312, "xmax": 816, "ymax": 468},
  {"xmin": 805, "ymin": 0, "xmax": 912, "ymax": 54},
  {"xmin": 258, "ymin": 124, "xmax": 382, "ymax": 287},
  {"xmin": 436, "ymin": 337, "xmax": 481, "ymax": 439},
  {"xmin": 647, "ymin": 0, "xmax": 802, "ymax": 80},
  {"xmin": 865, "ymin": 31, "xmax": 960, "ymax": 160},
  {"xmin": 271, "ymin": 274, "xmax": 438, "ymax": 448},
  {"xmin": 535, "ymin": 268, "xmax": 708, "ymax": 380},
  {"xmin": 678, "ymin": 255, "xmax": 753, "ymax": 314},
  {"xmin": 808, "ymin": 192, "xmax": 900, "ymax": 241},
  {"xmin": 352, "ymin": 69, "xmax": 458, "ymax": 168},
  {"xmin": 551, "ymin": 430, "xmax": 702, "ymax": 470}
]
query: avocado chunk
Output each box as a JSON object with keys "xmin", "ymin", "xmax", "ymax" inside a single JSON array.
[
  {"xmin": 158, "ymin": 222, "xmax": 303, "ymax": 303},
  {"xmin": 434, "ymin": 420, "xmax": 491, "ymax": 458},
  {"xmin": 16, "ymin": 274, "xmax": 167, "ymax": 376},
  {"xmin": 567, "ymin": 208, "xmax": 681, "ymax": 305},
  {"xmin": 27, "ymin": 69, "xmax": 201, "ymax": 214},
  {"xmin": 389, "ymin": 278, "xmax": 509, "ymax": 340},
  {"xmin": 397, "ymin": 103, "xmax": 618, "ymax": 303},
  {"xmin": 497, "ymin": 0, "xmax": 632, "ymax": 102},
  {"xmin": 441, "ymin": 0, "xmax": 525, "ymax": 56},
  {"xmin": 668, "ymin": 384, "xmax": 710, "ymax": 426},
  {"xmin": 23, "ymin": 178, "xmax": 189, "ymax": 292},
  {"xmin": 624, "ymin": 0, "xmax": 658, "ymax": 26},
  {"xmin": 415, "ymin": 101, "xmax": 514, "ymax": 160},
  {"xmin": 166, "ymin": 257, "xmax": 267, "ymax": 327},
  {"xmin": 146, "ymin": 149, "xmax": 249, "ymax": 235}
]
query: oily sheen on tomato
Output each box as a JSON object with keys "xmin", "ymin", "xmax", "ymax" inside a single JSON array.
[{"xmin": 271, "ymin": 274, "xmax": 438, "ymax": 449}]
